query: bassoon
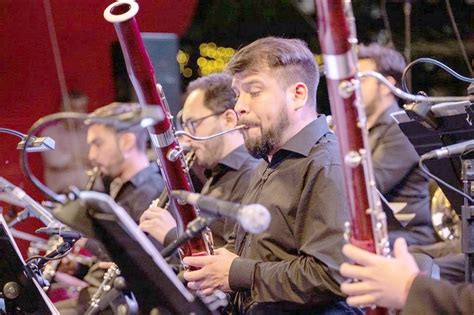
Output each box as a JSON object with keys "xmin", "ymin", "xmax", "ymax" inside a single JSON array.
[
  {"xmin": 315, "ymin": 1, "xmax": 390, "ymax": 313},
  {"xmin": 103, "ymin": 0, "xmax": 212, "ymax": 258}
]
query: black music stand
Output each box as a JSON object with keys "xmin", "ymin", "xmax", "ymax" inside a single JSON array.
[
  {"xmin": 0, "ymin": 215, "xmax": 59, "ymax": 314},
  {"xmin": 392, "ymin": 100, "xmax": 474, "ymax": 282},
  {"xmin": 53, "ymin": 191, "xmax": 212, "ymax": 314}
]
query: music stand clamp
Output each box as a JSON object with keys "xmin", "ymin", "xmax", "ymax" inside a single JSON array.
[
  {"xmin": 160, "ymin": 216, "xmax": 211, "ymax": 259},
  {"xmin": 461, "ymin": 159, "xmax": 474, "ymax": 282},
  {"xmin": 25, "ymin": 233, "xmax": 80, "ymax": 290}
]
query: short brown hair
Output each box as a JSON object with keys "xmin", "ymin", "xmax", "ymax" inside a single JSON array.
[
  {"xmin": 184, "ymin": 72, "xmax": 235, "ymax": 113},
  {"xmin": 226, "ymin": 37, "xmax": 319, "ymax": 106},
  {"xmin": 358, "ymin": 43, "xmax": 406, "ymax": 88},
  {"xmin": 89, "ymin": 102, "xmax": 149, "ymax": 152}
]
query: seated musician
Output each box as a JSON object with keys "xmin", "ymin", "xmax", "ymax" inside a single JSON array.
[
  {"xmin": 358, "ymin": 43, "xmax": 437, "ymax": 246},
  {"xmin": 140, "ymin": 72, "xmax": 259, "ymax": 248},
  {"xmin": 175, "ymin": 37, "xmax": 357, "ymax": 314},
  {"xmin": 55, "ymin": 102, "xmax": 165, "ymax": 314}
]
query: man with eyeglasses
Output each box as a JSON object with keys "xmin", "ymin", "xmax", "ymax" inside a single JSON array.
[{"xmin": 140, "ymin": 72, "xmax": 259, "ymax": 248}]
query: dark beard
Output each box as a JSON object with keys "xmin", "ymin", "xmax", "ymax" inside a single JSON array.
[{"xmin": 244, "ymin": 111, "xmax": 290, "ymax": 159}]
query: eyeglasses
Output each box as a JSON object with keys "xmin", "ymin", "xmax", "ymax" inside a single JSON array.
[{"xmin": 176, "ymin": 110, "xmax": 227, "ymax": 135}]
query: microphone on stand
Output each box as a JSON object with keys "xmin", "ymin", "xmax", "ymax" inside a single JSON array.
[
  {"xmin": 0, "ymin": 177, "xmax": 63, "ymax": 228},
  {"xmin": 36, "ymin": 226, "xmax": 82, "ymax": 240},
  {"xmin": 16, "ymin": 135, "xmax": 55, "ymax": 152},
  {"xmin": 170, "ymin": 190, "xmax": 271, "ymax": 234},
  {"xmin": 421, "ymin": 140, "xmax": 474, "ymax": 160},
  {"xmin": 0, "ymin": 127, "xmax": 55, "ymax": 152}
]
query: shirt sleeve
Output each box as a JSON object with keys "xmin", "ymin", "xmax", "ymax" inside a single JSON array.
[
  {"xmin": 403, "ymin": 275, "xmax": 474, "ymax": 315},
  {"xmin": 229, "ymin": 161, "xmax": 347, "ymax": 305}
]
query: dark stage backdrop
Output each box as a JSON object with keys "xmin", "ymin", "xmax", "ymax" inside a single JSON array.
[{"xmin": 0, "ymin": 0, "xmax": 197, "ymax": 255}]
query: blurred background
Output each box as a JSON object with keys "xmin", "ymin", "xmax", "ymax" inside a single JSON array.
[{"xmin": 0, "ymin": 0, "xmax": 472, "ymax": 252}]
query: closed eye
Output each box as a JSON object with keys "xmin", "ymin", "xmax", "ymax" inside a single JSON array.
[{"xmin": 249, "ymin": 91, "xmax": 261, "ymax": 97}]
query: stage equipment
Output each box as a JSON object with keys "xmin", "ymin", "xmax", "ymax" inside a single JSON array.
[
  {"xmin": 0, "ymin": 127, "xmax": 55, "ymax": 152},
  {"xmin": 0, "ymin": 177, "xmax": 63, "ymax": 229},
  {"xmin": 72, "ymin": 190, "xmax": 216, "ymax": 313},
  {"xmin": 171, "ymin": 190, "xmax": 271, "ymax": 234},
  {"xmin": 393, "ymin": 97, "xmax": 474, "ymax": 282},
  {"xmin": 0, "ymin": 215, "xmax": 59, "ymax": 314}
]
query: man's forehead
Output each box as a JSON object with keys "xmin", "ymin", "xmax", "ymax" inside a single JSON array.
[
  {"xmin": 182, "ymin": 89, "xmax": 210, "ymax": 118},
  {"xmin": 358, "ymin": 58, "xmax": 377, "ymax": 69},
  {"xmin": 232, "ymin": 73, "xmax": 266, "ymax": 90},
  {"xmin": 87, "ymin": 124, "xmax": 113, "ymax": 139}
]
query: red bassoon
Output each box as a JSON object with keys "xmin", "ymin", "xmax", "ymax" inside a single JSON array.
[
  {"xmin": 103, "ymin": 0, "xmax": 212, "ymax": 258},
  {"xmin": 315, "ymin": 1, "xmax": 390, "ymax": 314}
]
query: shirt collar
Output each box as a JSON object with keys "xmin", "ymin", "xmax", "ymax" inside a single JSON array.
[
  {"xmin": 370, "ymin": 102, "xmax": 401, "ymax": 129},
  {"xmin": 278, "ymin": 115, "xmax": 331, "ymax": 157},
  {"xmin": 219, "ymin": 145, "xmax": 251, "ymax": 170},
  {"xmin": 205, "ymin": 145, "xmax": 250, "ymax": 179},
  {"xmin": 128, "ymin": 162, "xmax": 159, "ymax": 187}
]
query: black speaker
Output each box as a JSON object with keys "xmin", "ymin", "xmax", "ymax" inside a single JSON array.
[
  {"xmin": 111, "ymin": 33, "xmax": 182, "ymax": 117},
  {"xmin": 142, "ymin": 33, "xmax": 182, "ymax": 117}
]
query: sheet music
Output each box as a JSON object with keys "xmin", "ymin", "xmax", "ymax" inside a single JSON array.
[{"xmin": 78, "ymin": 191, "xmax": 195, "ymax": 302}]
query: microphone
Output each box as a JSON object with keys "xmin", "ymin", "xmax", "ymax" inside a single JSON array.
[
  {"xmin": 0, "ymin": 127, "xmax": 55, "ymax": 152},
  {"xmin": 170, "ymin": 190, "xmax": 271, "ymax": 234},
  {"xmin": 0, "ymin": 176, "xmax": 61, "ymax": 228},
  {"xmin": 16, "ymin": 135, "xmax": 56, "ymax": 152},
  {"xmin": 36, "ymin": 226, "xmax": 82, "ymax": 240},
  {"xmin": 421, "ymin": 140, "xmax": 474, "ymax": 160}
]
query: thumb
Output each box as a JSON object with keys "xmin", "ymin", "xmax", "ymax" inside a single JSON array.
[{"xmin": 393, "ymin": 238, "xmax": 409, "ymax": 259}]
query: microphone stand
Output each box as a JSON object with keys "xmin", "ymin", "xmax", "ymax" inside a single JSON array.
[
  {"xmin": 160, "ymin": 216, "xmax": 212, "ymax": 259},
  {"xmin": 461, "ymin": 159, "xmax": 474, "ymax": 283},
  {"xmin": 25, "ymin": 232, "xmax": 81, "ymax": 289}
]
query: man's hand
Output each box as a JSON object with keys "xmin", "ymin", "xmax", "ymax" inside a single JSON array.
[
  {"xmin": 183, "ymin": 248, "xmax": 238, "ymax": 296},
  {"xmin": 340, "ymin": 238, "xmax": 420, "ymax": 310},
  {"xmin": 139, "ymin": 206, "xmax": 177, "ymax": 244}
]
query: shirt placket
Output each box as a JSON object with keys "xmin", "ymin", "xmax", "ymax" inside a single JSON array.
[{"xmin": 237, "ymin": 165, "xmax": 273, "ymax": 256}]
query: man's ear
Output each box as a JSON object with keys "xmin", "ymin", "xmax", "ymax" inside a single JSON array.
[
  {"xmin": 289, "ymin": 82, "xmax": 309, "ymax": 111},
  {"xmin": 118, "ymin": 132, "xmax": 136, "ymax": 153},
  {"xmin": 222, "ymin": 109, "xmax": 238, "ymax": 128}
]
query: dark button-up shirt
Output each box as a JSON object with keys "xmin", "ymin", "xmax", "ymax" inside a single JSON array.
[
  {"xmin": 228, "ymin": 116, "xmax": 349, "ymax": 313},
  {"xmin": 403, "ymin": 275, "xmax": 474, "ymax": 315},
  {"xmin": 202, "ymin": 145, "xmax": 259, "ymax": 248},
  {"xmin": 163, "ymin": 146, "xmax": 258, "ymax": 248},
  {"xmin": 369, "ymin": 103, "xmax": 436, "ymax": 246},
  {"xmin": 109, "ymin": 162, "xmax": 165, "ymax": 221},
  {"xmin": 92, "ymin": 162, "xmax": 165, "ymax": 312}
]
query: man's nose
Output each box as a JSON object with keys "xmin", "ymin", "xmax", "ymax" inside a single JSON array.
[
  {"xmin": 179, "ymin": 135, "xmax": 192, "ymax": 148},
  {"xmin": 234, "ymin": 95, "xmax": 249, "ymax": 117},
  {"xmin": 88, "ymin": 148, "xmax": 96, "ymax": 163}
]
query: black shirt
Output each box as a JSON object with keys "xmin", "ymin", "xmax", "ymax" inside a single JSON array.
[
  {"xmin": 110, "ymin": 162, "xmax": 165, "ymax": 221},
  {"xmin": 369, "ymin": 103, "xmax": 436, "ymax": 246},
  {"xmin": 202, "ymin": 145, "xmax": 259, "ymax": 248},
  {"xmin": 92, "ymin": 162, "xmax": 166, "ymax": 312},
  {"xmin": 228, "ymin": 116, "xmax": 349, "ymax": 312}
]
